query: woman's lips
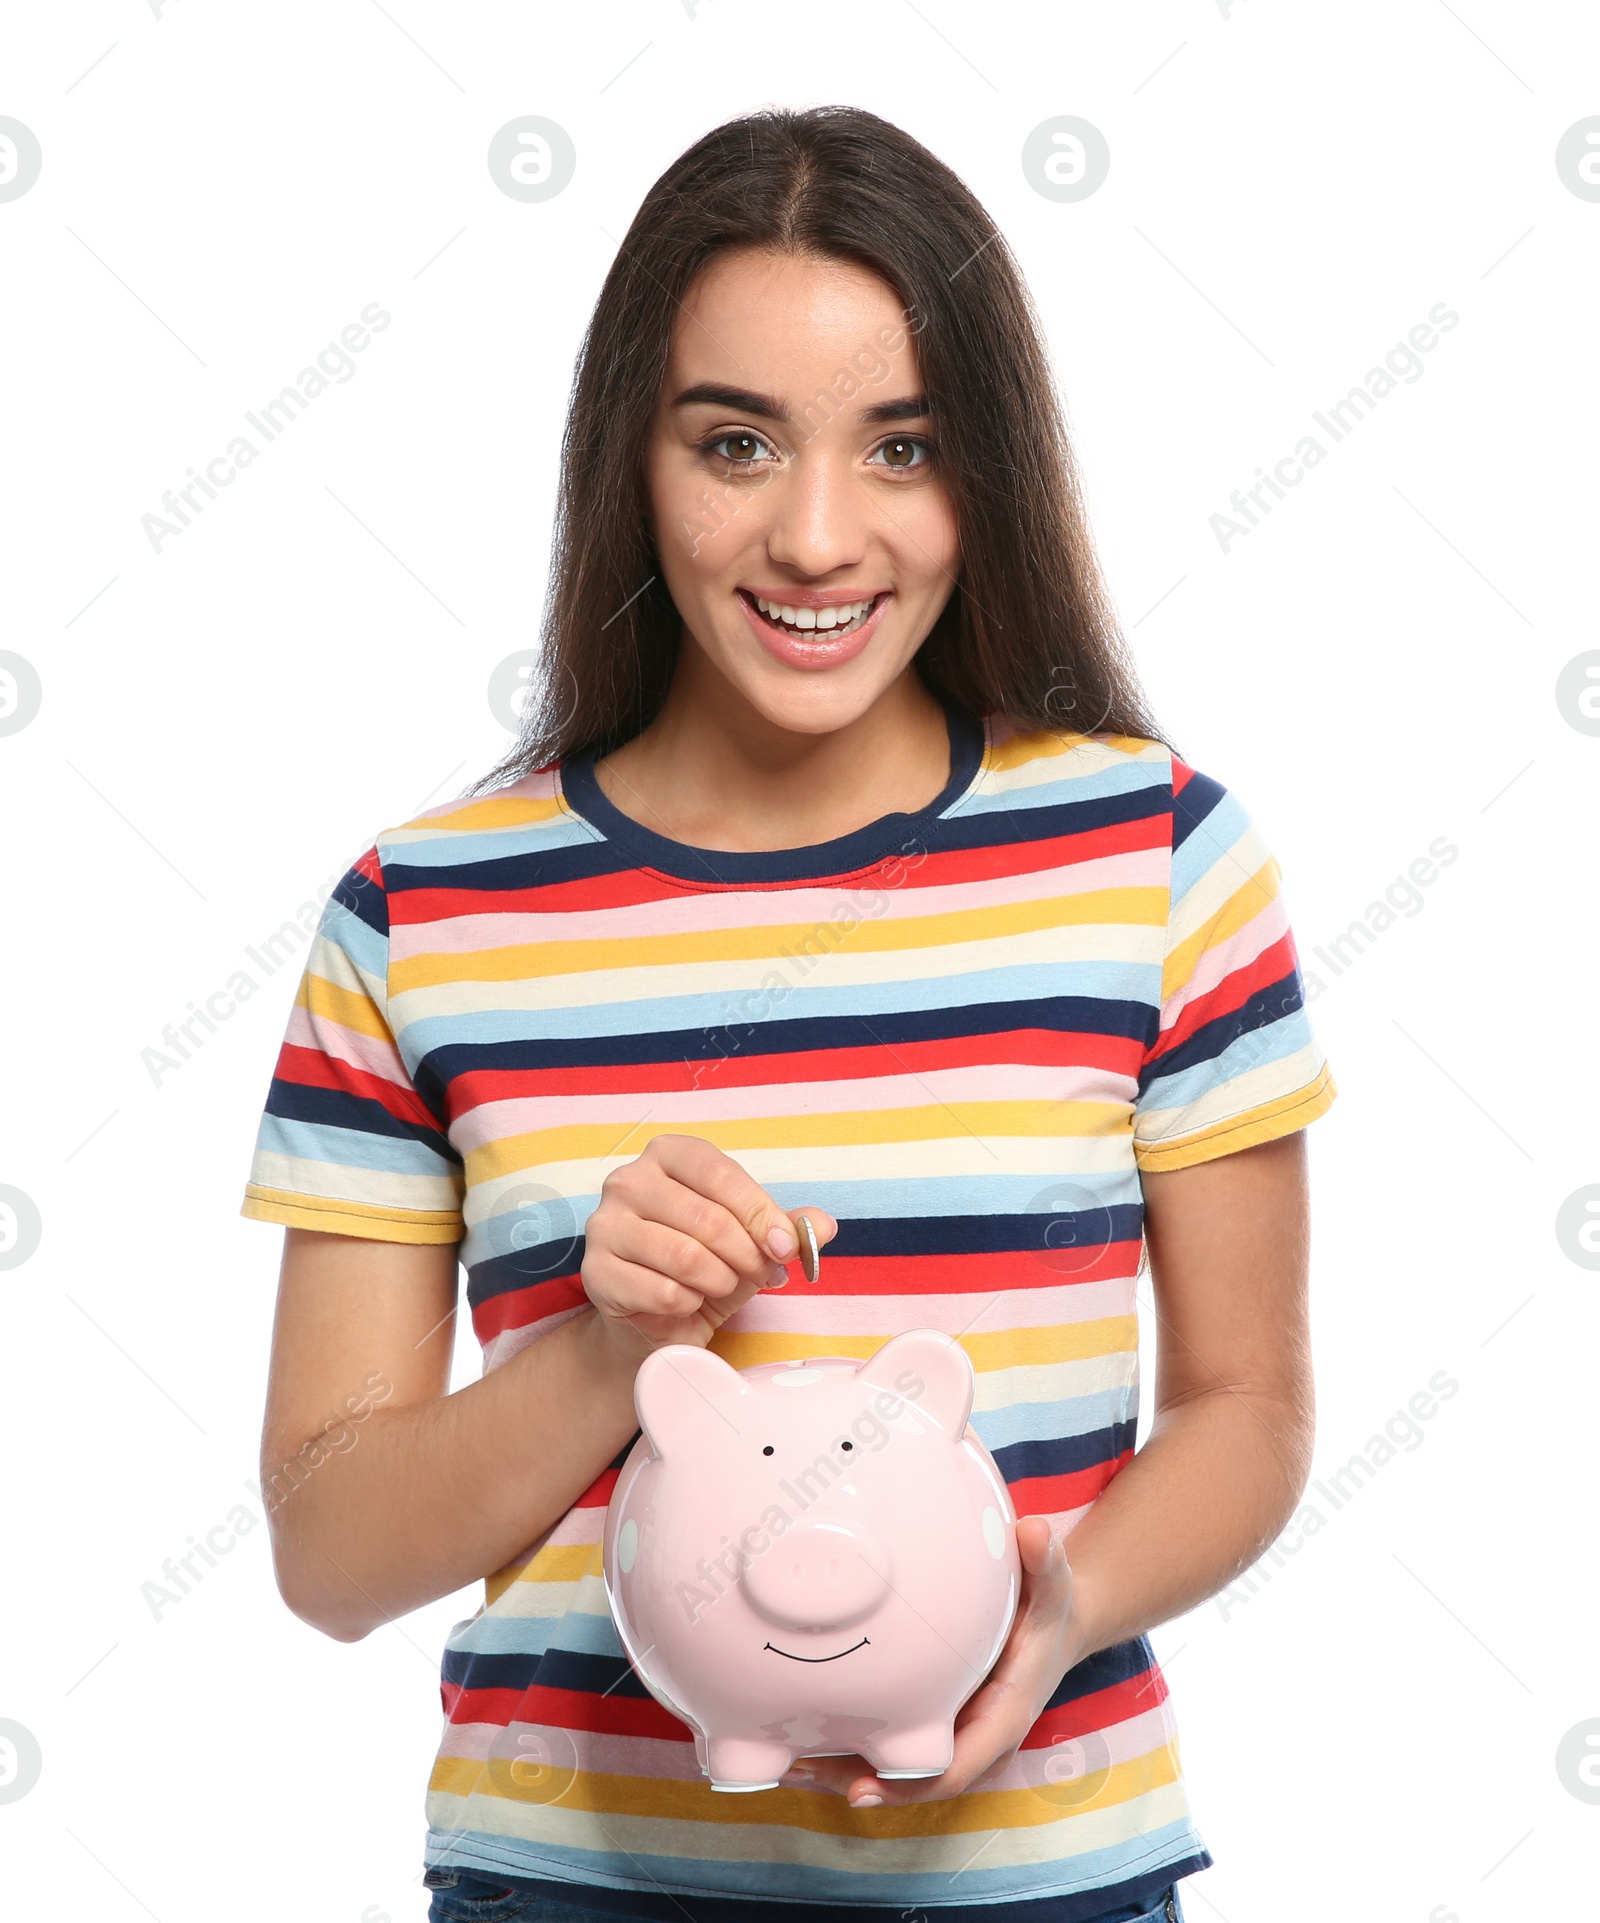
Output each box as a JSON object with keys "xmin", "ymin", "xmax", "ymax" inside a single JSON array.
[{"xmin": 737, "ymin": 589, "xmax": 889, "ymax": 671}]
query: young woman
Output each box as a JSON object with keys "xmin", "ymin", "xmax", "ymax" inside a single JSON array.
[{"xmin": 244, "ymin": 107, "xmax": 1335, "ymax": 1923}]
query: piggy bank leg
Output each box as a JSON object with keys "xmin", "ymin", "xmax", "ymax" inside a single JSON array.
[
  {"xmin": 705, "ymin": 1735, "xmax": 791, "ymax": 1792},
  {"xmin": 865, "ymin": 1722, "xmax": 953, "ymax": 1779}
]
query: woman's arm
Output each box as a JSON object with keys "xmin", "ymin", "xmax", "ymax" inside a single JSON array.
[
  {"xmin": 1056, "ymin": 1124, "xmax": 1315, "ymax": 1653},
  {"xmin": 260, "ymin": 1135, "xmax": 830, "ymax": 1642},
  {"xmin": 259, "ymin": 1230, "xmax": 645, "ymax": 1642}
]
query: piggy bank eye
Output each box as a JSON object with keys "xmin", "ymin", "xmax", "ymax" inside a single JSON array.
[
  {"xmin": 840, "ymin": 1440, "xmax": 854, "ymax": 1451},
  {"xmin": 762, "ymin": 1445, "xmax": 774, "ymax": 1455}
]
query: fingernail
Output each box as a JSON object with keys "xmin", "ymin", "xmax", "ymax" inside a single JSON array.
[
  {"xmin": 850, "ymin": 1792, "xmax": 882, "ymax": 1808},
  {"xmin": 787, "ymin": 1766, "xmax": 813, "ymax": 1782},
  {"xmin": 762, "ymin": 1263, "xmax": 788, "ymax": 1289},
  {"xmin": 766, "ymin": 1225, "xmax": 796, "ymax": 1258}
]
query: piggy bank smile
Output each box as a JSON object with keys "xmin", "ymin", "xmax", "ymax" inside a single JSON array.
[
  {"xmin": 764, "ymin": 1636, "xmax": 870, "ymax": 1661},
  {"xmin": 602, "ymin": 1331, "xmax": 1021, "ymax": 1792}
]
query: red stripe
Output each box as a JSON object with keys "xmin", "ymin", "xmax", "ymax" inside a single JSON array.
[
  {"xmin": 1022, "ymin": 1665, "xmax": 1170, "ymax": 1746},
  {"xmin": 393, "ymin": 814, "xmax": 1169, "ymax": 925},
  {"xmin": 275, "ymin": 1042, "xmax": 446, "ymax": 1132},
  {"xmin": 471, "ymin": 1244, "xmax": 1141, "ymax": 1345},
  {"xmin": 1149, "ymin": 927, "xmax": 1298, "ymax": 1062},
  {"xmin": 472, "ymin": 1274, "xmax": 586, "ymax": 1344},
  {"xmin": 443, "ymin": 1680, "xmax": 695, "ymax": 1739},
  {"xmin": 1011, "ymin": 1450, "xmax": 1132, "ymax": 1518},
  {"xmin": 442, "ymin": 1663, "xmax": 1170, "ymax": 1743},
  {"xmin": 452, "ymin": 1027, "xmax": 1140, "ymax": 1108}
]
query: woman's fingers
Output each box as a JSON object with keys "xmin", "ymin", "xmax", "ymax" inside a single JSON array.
[
  {"xmin": 581, "ymin": 1134, "xmax": 840, "ymax": 1331},
  {"xmin": 648, "ymin": 1134, "xmax": 808, "ymax": 1266},
  {"xmin": 779, "ymin": 1522, "xmax": 1073, "ymax": 1806},
  {"xmin": 597, "ymin": 1207, "xmax": 785, "ymax": 1303}
]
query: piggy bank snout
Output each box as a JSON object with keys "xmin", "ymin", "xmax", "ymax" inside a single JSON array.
[{"xmin": 739, "ymin": 1519, "xmax": 890, "ymax": 1632}]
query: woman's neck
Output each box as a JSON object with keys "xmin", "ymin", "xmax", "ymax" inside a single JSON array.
[{"xmin": 593, "ymin": 652, "xmax": 955, "ymax": 855}]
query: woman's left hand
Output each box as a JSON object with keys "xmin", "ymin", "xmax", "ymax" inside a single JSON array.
[{"xmin": 778, "ymin": 1515, "xmax": 1087, "ymax": 1808}]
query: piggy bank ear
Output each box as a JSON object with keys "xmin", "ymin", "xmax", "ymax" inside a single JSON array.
[
  {"xmin": 856, "ymin": 1330, "xmax": 974, "ymax": 1440},
  {"xmin": 634, "ymin": 1344, "xmax": 753, "ymax": 1459}
]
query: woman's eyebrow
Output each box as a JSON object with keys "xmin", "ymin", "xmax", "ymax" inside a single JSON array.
[
  {"xmin": 672, "ymin": 382, "xmax": 785, "ymax": 417},
  {"xmin": 671, "ymin": 382, "xmax": 932, "ymax": 425},
  {"xmin": 859, "ymin": 394, "xmax": 930, "ymax": 425}
]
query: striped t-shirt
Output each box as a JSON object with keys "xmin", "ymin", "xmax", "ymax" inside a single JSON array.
[{"xmin": 240, "ymin": 704, "xmax": 1336, "ymax": 1919}]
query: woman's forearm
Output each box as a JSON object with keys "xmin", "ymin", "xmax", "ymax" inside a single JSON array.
[
  {"xmin": 266, "ymin": 1306, "xmax": 643, "ymax": 1642},
  {"xmin": 1060, "ymin": 1382, "xmax": 1315, "ymax": 1661}
]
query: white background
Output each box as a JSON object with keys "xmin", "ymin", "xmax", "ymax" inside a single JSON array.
[{"xmin": 2, "ymin": 3, "xmax": 1596, "ymax": 1920}]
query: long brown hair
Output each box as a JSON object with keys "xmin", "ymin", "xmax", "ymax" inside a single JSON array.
[{"xmin": 470, "ymin": 105, "xmax": 1172, "ymax": 794}]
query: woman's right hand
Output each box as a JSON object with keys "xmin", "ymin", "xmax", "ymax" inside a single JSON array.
[{"xmin": 581, "ymin": 1133, "xmax": 836, "ymax": 1363}]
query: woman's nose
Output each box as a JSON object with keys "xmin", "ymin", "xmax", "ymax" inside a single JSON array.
[{"xmin": 762, "ymin": 454, "xmax": 869, "ymax": 579}]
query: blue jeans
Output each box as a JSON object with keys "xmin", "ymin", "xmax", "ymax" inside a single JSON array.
[{"xmin": 424, "ymin": 1868, "xmax": 1185, "ymax": 1923}]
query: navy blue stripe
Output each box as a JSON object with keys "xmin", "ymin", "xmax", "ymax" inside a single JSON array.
[
  {"xmin": 465, "ymin": 1206, "xmax": 1146, "ymax": 1309},
  {"xmin": 1137, "ymin": 972, "xmax": 1306, "ymax": 1097},
  {"xmin": 1171, "ymin": 764, "xmax": 1224, "ymax": 854},
  {"xmin": 383, "ymin": 742, "xmax": 1173, "ymax": 896},
  {"xmin": 264, "ymin": 1079, "xmax": 461, "ymax": 1164},
  {"xmin": 991, "ymin": 1422, "xmax": 1137, "ymax": 1487},
  {"xmin": 443, "ymin": 1631, "xmax": 1157, "ymax": 1711},
  {"xmin": 420, "ymin": 994, "xmax": 1154, "ymax": 1085},
  {"xmin": 330, "ymin": 859, "xmax": 388, "ymax": 937}
]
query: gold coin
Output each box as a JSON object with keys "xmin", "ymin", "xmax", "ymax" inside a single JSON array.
[{"xmin": 798, "ymin": 1214, "xmax": 820, "ymax": 1285}]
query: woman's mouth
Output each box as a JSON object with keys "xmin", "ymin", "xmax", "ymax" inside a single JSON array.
[{"xmin": 736, "ymin": 589, "xmax": 890, "ymax": 670}]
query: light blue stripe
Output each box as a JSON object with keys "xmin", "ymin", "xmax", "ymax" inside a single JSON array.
[
  {"xmin": 445, "ymin": 1608, "xmax": 625, "ymax": 1661},
  {"xmin": 950, "ymin": 754, "xmax": 1169, "ymax": 821},
  {"xmin": 314, "ymin": 895, "xmax": 388, "ymax": 977},
  {"xmin": 255, "ymin": 1114, "xmax": 456, "ymax": 1178},
  {"xmin": 398, "ymin": 958, "xmax": 1161, "ymax": 1054},
  {"xmin": 383, "ymin": 818, "xmax": 601, "ymax": 872},
  {"xmin": 1171, "ymin": 782, "xmax": 1250, "ymax": 909},
  {"xmin": 424, "ymin": 1817, "xmax": 1206, "ymax": 1906},
  {"xmin": 1139, "ymin": 1009, "xmax": 1314, "ymax": 1112},
  {"xmin": 461, "ymin": 1170, "xmax": 1149, "ymax": 1272},
  {"xmin": 972, "ymin": 1385, "xmax": 1134, "ymax": 1451}
]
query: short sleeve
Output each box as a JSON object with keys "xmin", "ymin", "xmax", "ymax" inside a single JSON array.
[
  {"xmin": 1133, "ymin": 758, "xmax": 1337, "ymax": 1173},
  {"xmin": 239, "ymin": 846, "xmax": 466, "ymax": 1244}
]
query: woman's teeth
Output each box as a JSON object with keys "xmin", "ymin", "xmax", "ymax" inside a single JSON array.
[{"xmin": 753, "ymin": 594, "xmax": 877, "ymax": 636}]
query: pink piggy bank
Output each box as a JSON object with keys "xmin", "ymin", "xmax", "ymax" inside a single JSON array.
[{"xmin": 601, "ymin": 1328, "xmax": 1022, "ymax": 1791}]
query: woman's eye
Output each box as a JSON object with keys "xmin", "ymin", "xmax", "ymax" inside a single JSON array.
[
  {"xmin": 705, "ymin": 431, "xmax": 773, "ymax": 466},
  {"xmin": 870, "ymin": 435, "xmax": 933, "ymax": 472}
]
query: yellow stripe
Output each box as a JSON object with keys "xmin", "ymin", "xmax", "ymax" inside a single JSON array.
[
  {"xmin": 240, "ymin": 1187, "xmax": 461, "ymax": 1243},
  {"xmin": 465, "ymin": 1100, "xmax": 1130, "ymax": 1189},
  {"xmin": 1162, "ymin": 856, "xmax": 1279, "ymax": 1005},
  {"xmin": 1137, "ymin": 1063, "xmax": 1337, "ymax": 1173},
  {"xmin": 391, "ymin": 885, "xmax": 1167, "ymax": 993},
  {"xmin": 486, "ymin": 1542, "xmax": 602, "ymax": 1606},
  {"xmin": 986, "ymin": 729, "xmax": 1157, "ymax": 777},
  {"xmin": 394, "ymin": 793, "xmax": 566, "ymax": 835},
  {"xmin": 427, "ymin": 1734, "xmax": 1179, "ymax": 1831},
  {"xmin": 299, "ymin": 965, "xmax": 392, "ymax": 1042},
  {"xmin": 695, "ymin": 1317, "xmax": 1138, "ymax": 1377}
]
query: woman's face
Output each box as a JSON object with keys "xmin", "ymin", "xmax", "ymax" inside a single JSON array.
[{"xmin": 643, "ymin": 247, "xmax": 960, "ymax": 735}]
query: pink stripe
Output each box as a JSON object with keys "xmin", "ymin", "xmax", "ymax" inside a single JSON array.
[
  {"xmin": 284, "ymin": 1002, "xmax": 413, "ymax": 1090},
  {"xmin": 391, "ymin": 846, "xmax": 1168, "ymax": 958},
  {"xmin": 1159, "ymin": 894, "xmax": 1287, "ymax": 1034},
  {"xmin": 453, "ymin": 1062, "xmax": 1135, "ymax": 1154},
  {"xmin": 480, "ymin": 1282, "xmax": 1137, "ymax": 1379}
]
